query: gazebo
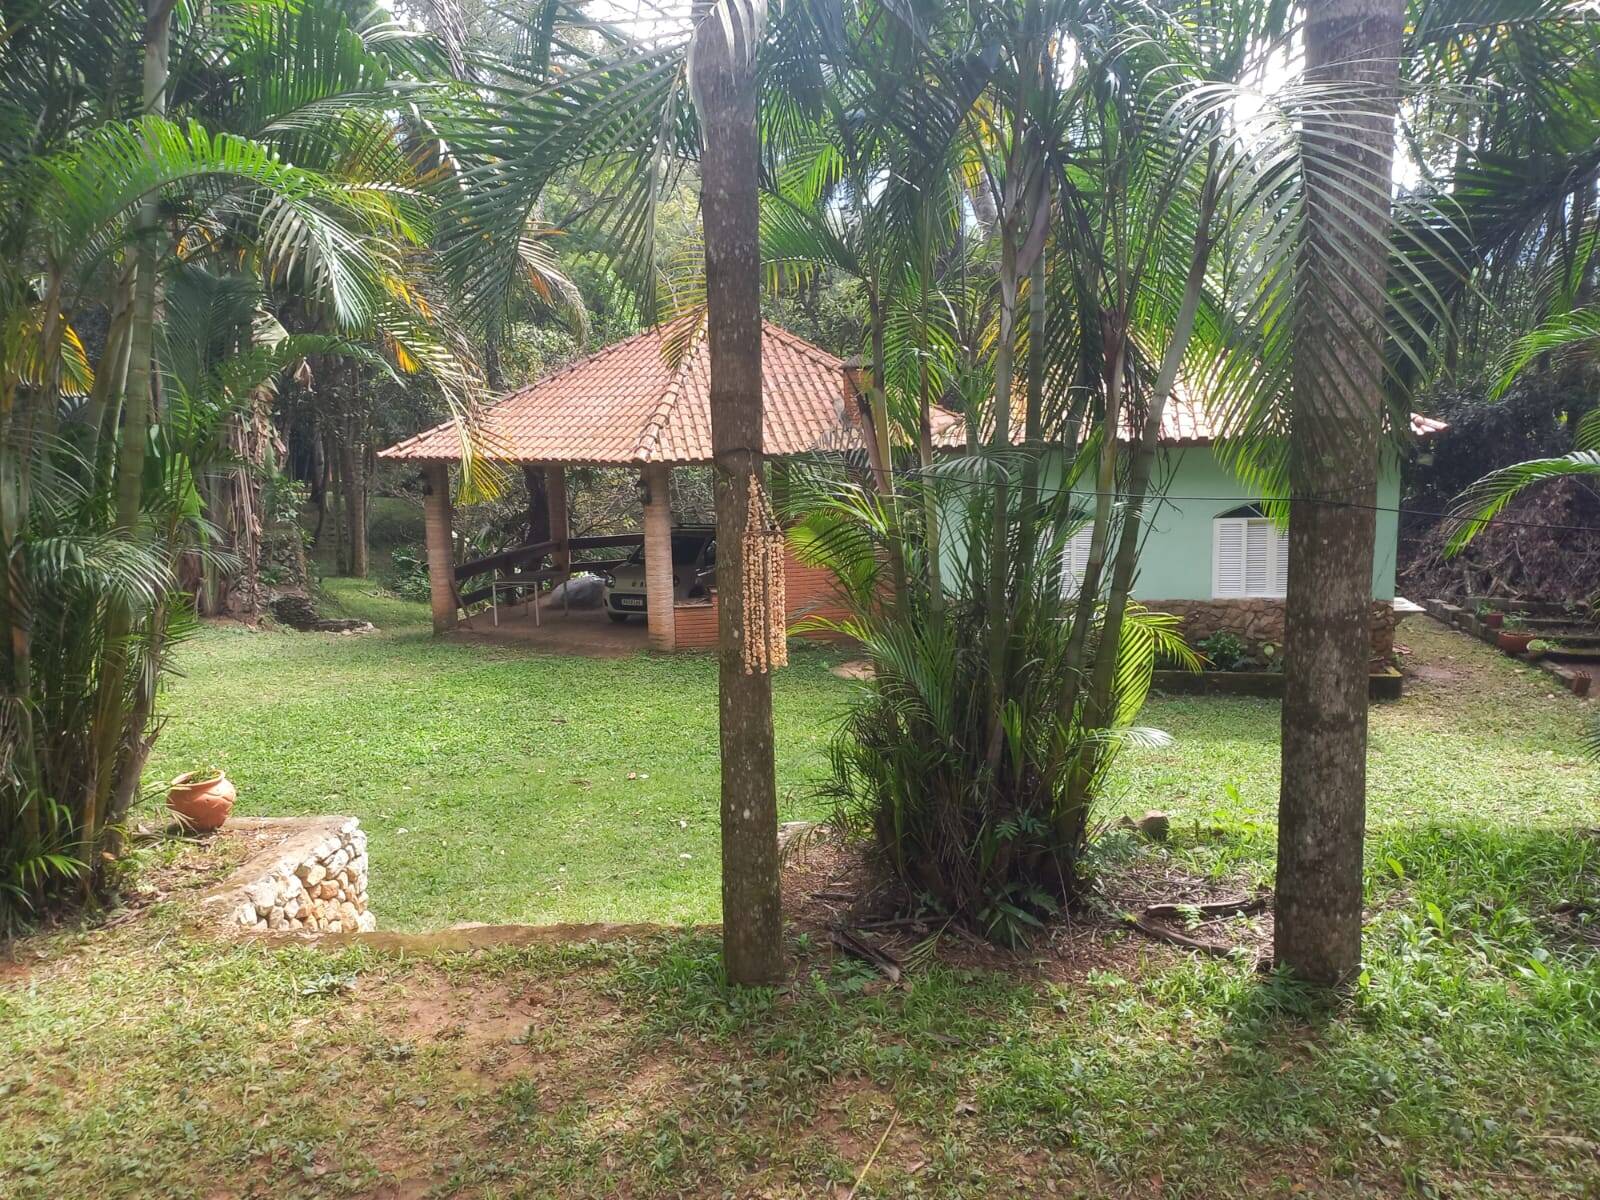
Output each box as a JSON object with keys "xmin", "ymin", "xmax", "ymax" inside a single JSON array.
[{"xmin": 378, "ymin": 318, "xmax": 863, "ymax": 651}]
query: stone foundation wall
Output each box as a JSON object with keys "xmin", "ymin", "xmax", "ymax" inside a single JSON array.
[
  {"xmin": 229, "ymin": 817, "xmax": 375, "ymax": 934},
  {"xmin": 1152, "ymin": 599, "xmax": 1400, "ymax": 662}
]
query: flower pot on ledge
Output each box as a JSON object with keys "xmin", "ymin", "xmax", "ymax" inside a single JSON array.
[
  {"xmin": 167, "ymin": 771, "xmax": 236, "ymax": 831},
  {"xmin": 1482, "ymin": 611, "xmax": 1504, "ymax": 630},
  {"xmin": 1496, "ymin": 631, "xmax": 1535, "ymax": 656}
]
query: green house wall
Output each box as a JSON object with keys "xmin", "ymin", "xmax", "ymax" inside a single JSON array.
[
  {"xmin": 1110, "ymin": 446, "xmax": 1401, "ymax": 602},
  {"xmin": 943, "ymin": 445, "xmax": 1402, "ymax": 601}
]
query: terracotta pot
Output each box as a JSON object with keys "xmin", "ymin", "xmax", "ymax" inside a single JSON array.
[
  {"xmin": 167, "ymin": 771, "xmax": 236, "ymax": 831},
  {"xmin": 1497, "ymin": 631, "xmax": 1535, "ymax": 655},
  {"xmin": 1482, "ymin": 611, "xmax": 1504, "ymax": 630}
]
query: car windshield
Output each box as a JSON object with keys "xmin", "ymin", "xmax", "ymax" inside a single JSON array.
[
  {"xmin": 672, "ymin": 533, "xmax": 711, "ymax": 565},
  {"xmin": 621, "ymin": 532, "xmax": 713, "ymax": 567}
]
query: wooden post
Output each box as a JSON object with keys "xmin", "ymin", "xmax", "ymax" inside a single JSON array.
[
  {"xmin": 422, "ymin": 461, "xmax": 457, "ymax": 634},
  {"xmin": 546, "ymin": 465, "xmax": 571, "ymax": 578},
  {"xmin": 641, "ymin": 462, "xmax": 676, "ymax": 651}
]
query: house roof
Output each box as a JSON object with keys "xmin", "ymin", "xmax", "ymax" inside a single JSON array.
[
  {"xmin": 927, "ymin": 395, "xmax": 1448, "ymax": 449},
  {"xmin": 380, "ymin": 320, "xmax": 1450, "ymax": 468},
  {"xmin": 377, "ymin": 318, "xmax": 853, "ymax": 467}
]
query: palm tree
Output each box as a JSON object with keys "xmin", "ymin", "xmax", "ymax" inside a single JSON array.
[
  {"xmin": 690, "ymin": 0, "xmax": 785, "ymax": 986},
  {"xmin": 0, "ymin": 0, "xmax": 473, "ymax": 926},
  {"xmin": 1274, "ymin": 0, "xmax": 1407, "ymax": 987}
]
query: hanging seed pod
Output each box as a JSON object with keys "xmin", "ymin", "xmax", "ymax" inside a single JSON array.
[{"xmin": 741, "ymin": 474, "xmax": 788, "ymax": 674}]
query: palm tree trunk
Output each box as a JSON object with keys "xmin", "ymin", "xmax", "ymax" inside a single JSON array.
[
  {"xmin": 1275, "ymin": 0, "xmax": 1405, "ymax": 988},
  {"xmin": 692, "ymin": 0, "xmax": 783, "ymax": 987},
  {"xmin": 1082, "ymin": 158, "xmax": 1219, "ymax": 736},
  {"xmin": 85, "ymin": 0, "xmax": 173, "ymax": 872}
]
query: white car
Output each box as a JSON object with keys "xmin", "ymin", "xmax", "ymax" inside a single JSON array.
[{"xmin": 603, "ymin": 524, "xmax": 716, "ymax": 622}]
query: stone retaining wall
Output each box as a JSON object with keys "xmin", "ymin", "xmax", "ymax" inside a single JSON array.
[
  {"xmin": 1151, "ymin": 598, "xmax": 1400, "ymax": 662},
  {"xmin": 226, "ymin": 817, "xmax": 375, "ymax": 934}
]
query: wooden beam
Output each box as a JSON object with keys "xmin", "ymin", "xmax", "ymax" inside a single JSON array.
[
  {"xmin": 422, "ymin": 462, "xmax": 457, "ymax": 634},
  {"xmin": 547, "ymin": 465, "xmax": 570, "ymax": 578}
]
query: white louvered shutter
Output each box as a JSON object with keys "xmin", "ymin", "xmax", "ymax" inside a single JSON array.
[
  {"xmin": 1061, "ymin": 525, "xmax": 1094, "ymax": 595},
  {"xmin": 1271, "ymin": 523, "xmax": 1289, "ymax": 595},
  {"xmin": 1244, "ymin": 519, "xmax": 1272, "ymax": 595},
  {"xmin": 1213, "ymin": 518, "xmax": 1247, "ymax": 598}
]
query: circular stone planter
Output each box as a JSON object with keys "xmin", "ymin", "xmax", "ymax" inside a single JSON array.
[{"xmin": 168, "ymin": 771, "xmax": 237, "ymax": 831}]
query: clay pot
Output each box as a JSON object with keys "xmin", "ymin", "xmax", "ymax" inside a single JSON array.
[
  {"xmin": 1482, "ymin": 611, "xmax": 1504, "ymax": 630},
  {"xmin": 167, "ymin": 771, "xmax": 236, "ymax": 831},
  {"xmin": 1497, "ymin": 631, "xmax": 1535, "ymax": 656}
]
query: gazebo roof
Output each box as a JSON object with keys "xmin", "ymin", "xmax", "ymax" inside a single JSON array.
[{"xmin": 378, "ymin": 318, "xmax": 854, "ymax": 467}]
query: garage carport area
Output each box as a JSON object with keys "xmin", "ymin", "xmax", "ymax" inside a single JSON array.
[{"xmin": 377, "ymin": 316, "xmax": 863, "ymax": 653}]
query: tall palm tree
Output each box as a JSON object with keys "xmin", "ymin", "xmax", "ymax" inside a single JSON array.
[
  {"xmin": 1275, "ymin": 0, "xmax": 1407, "ymax": 987},
  {"xmin": 690, "ymin": 0, "xmax": 785, "ymax": 986}
]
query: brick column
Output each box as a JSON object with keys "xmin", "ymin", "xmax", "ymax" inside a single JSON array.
[
  {"xmin": 422, "ymin": 462, "xmax": 457, "ymax": 634},
  {"xmin": 545, "ymin": 465, "xmax": 570, "ymax": 577},
  {"xmin": 641, "ymin": 462, "xmax": 675, "ymax": 651}
]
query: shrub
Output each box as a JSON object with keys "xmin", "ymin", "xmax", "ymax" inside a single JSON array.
[
  {"xmin": 1197, "ymin": 630, "xmax": 1252, "ymax": 671},
  {"xmin": 787, "ymin": 459, "xmax": 1188, "ymax": 945}
]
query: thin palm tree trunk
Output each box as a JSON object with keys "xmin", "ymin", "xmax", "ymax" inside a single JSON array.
[
  {"xmin": 692, "ymin": 0, "xmax": 783, "ymax": 987},
  {"xmin": 1276, "ymin": 0, "xmax": 1405, "ymax": 988},
  {"xmin": 85, "ymin": 0, "xmax": 173, "ymax": 872},
  {"xmin": 1082, "ymin": 157, "xmax": 1220, "ymax": 737}
]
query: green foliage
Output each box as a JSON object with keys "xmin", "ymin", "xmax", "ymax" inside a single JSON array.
[
  {"xmin": 1197, "ymin": 630, "xmax": 1252, "ymax": 672},
  {"xmin": 787, "ymin": 461, "xmax": 1185, "ymax": 942}
]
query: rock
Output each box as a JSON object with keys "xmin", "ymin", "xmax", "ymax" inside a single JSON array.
[
  {"xmin": 267, "ymin": 906, "xmax": 285, "ymax": 930},
  {"xmin": 327, "ymin": 920, "xmax": 343, "ymax": 934},
  {"xmin": 298, "ymin": 862, "xmax": 326, "ymax": 886},
  {"xmin": 1135, "ymin": 810, "xmax": 1171, "ymax": 842},
  {"xmin": 777, "ymin": 821, "xmax": 815, "ymax": 851},
  {"xmin": 357, "ymin": 912, "xmax": 377, "ymax": 933},
  {"xmin": 245, "ymin": 879, "xmax": 278, "ymax": 912},
  {"xmin": 234, "ymin": 903, "xmax": 257, "ymax": 927},
  {"xmin": 543, "ymin": 573, "xmax": 605, "ymax": 610},
  {"xmin": 269, "ymin": 594, "xmax": 323, "ymax": 630},
  {"xmin": 830, "ymin": 660, "xmax": 875, "ymax": 681}
]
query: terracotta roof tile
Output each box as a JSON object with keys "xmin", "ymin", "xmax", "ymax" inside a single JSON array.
[
  {"xmin": 378, "ymin": 318, "xmax": 852, "ymax": 466},
  {"xmin": 929, "ymin": 392, "xmax": 1446, "ymax": 449},
  {"xmin": 381, "ymin": 325, "xmax": 1449, "ymax": 468}
]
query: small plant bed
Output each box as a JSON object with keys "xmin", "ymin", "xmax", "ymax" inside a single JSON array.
[
  {"xmin": 1155, "ymin": 632, "xmax": 1401, "ymax": 700},
  {"xmin": 1153, "ymin": 665, "xmax": 1403, "ymax": 700}
]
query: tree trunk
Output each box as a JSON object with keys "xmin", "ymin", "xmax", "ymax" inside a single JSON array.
[
  {"xmin": 342, "ymin": 365, "xmax": 368, "ymax": 579},
  {"xmin": 1275, "ymin": 0, "xmax": 1405, "ymax": 988},
  {"xmin": 692, "ymin": 0, "xmax": 783, "ymax": 987},
  {"xmin": 84, "ymin": 0, "xmax": 172, "ymax": 874}
]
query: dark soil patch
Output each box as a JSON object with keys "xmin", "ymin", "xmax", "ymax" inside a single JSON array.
[{"xmin": 780, "ymin": 830, "xmax": 1269, "ymax": 982}]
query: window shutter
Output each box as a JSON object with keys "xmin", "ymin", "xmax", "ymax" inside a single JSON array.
[
  {"xmin": 1272, "ymin": 524, "xmax": 1290, "ymax": 595},
  {"xmin": 1213, "ymin": 518, "xmax": 1246, "ymax": 598},
  {"xmin": 1244, "ymin": 520, "xmax": 1272, "ymax": 595},
  {"xmin": 1062, "ymin": 525, "xmax": 1094, "ymax": 596}
]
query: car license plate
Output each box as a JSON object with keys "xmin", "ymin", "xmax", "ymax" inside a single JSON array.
[{"xmin": 618, "ymin": 597, "xmax": 644, "ymax": 610}]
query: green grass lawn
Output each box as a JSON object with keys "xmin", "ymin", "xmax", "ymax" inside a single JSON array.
[
  {"xmin": 144, "ymin": 578, "xmax": 848, "ymax": 929},
  {"xmin": 146, "ymin": 578, "xmax": 1596, "ymax": 932},
  {"xmin": 5, "ymin": 584, "xmax": 1597, "ymax": 1197}
]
